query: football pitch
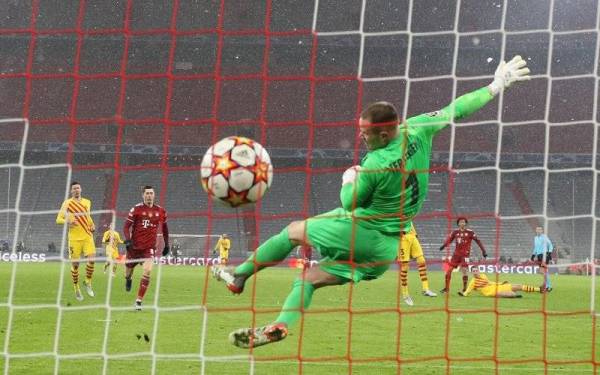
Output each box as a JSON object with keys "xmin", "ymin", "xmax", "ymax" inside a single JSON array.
[{"xmin": 0, "ymin": 263, "xmax": 597, "ymax": 374}]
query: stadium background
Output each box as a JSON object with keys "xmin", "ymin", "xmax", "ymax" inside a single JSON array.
[{"xmin": 0, "ymin": 0, "xmax": 597, "ymax": 268}]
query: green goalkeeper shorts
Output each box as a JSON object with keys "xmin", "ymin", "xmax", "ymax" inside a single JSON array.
[{"xmin": 306, "ymin": 208, "xmax": 399, "ymax": 283}]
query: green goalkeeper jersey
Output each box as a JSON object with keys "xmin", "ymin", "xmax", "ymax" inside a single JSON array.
[{"xmin": 340, "ymin": 86, "xmax": 494, "ymax": 235}]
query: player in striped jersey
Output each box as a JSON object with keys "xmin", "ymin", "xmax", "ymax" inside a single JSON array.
[
  {"xmin": 398, "ymin": 224, "xmax": 437, "ymax": 306},
  {"xmin": 458, "ymin": 269, "xmax": 542, "ymax": 298},
  {"xmin": 56, "ymin": 181, "xmax": 97, "ymax": 301},
  {"xmin": 102, "ymin": 224, "xmax": 123, "ymax": 276}
]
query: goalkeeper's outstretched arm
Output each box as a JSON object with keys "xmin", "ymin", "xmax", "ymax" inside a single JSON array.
[{"xmin": 408, "ymin": 55, "xmax": 531, "ymax": 135}]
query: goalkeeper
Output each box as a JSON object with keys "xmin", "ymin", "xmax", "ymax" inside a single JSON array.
[{"xmin": 213, "ymin": 56, "xmax": 530, "ymax": 348}]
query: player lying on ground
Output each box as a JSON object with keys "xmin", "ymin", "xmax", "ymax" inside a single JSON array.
[
  {"xmin": 102, "ymin": 224, "xmax": 123, "ymax": 276},
  {"xmin": 439, "ymin": 217, "xmax": 487, "ymax": 293},
  {"xmin": 457, "ymin": 268, "xmax": 542, "ymax": 298},
  {"xmin": 213, "ymin": 56, "xmax": 530, "ymax": 348},
  {"xmin": 123, "ymin": 186, "xmax": 170, "ymax": 311},
  {"xmin": 531, "ymin": 225, "xmax": 554, "ymax": 292},
  {"xmin": 56, "ymin": 181, "xmax": 97, "ymax": 301}
]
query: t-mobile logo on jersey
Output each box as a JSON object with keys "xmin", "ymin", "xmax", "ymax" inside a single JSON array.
[{"xmin": 142, "ymin": 219, "xmax": 150, "ymax": 228}]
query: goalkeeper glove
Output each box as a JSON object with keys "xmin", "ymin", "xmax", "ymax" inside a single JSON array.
[
  {"xmin": 482, "ymin": 251, "xmax": 488, "ymax": 259},
  {"xmin": 439, "ymin": 245, "xmax": 445, "ymax": 251},
  {"xmin": 488, "ymin": 55, "xmax": 531, "ymax": 96},
  {"xmin": 530, "ymin": 254, "xmax": 535, "ymax": 261},
  {"xmin": 162, "ymin": 245, "xmax": 170, "ymax": 257},
  {"xmin": 125, "ymin": 240, "xmax": 132, "ymax": 252},
  {"xmin": 342, "ymin": 165, "xmax": 361, "ymax": 185}
]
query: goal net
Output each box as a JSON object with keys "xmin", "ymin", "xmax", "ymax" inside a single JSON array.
[{"xmin": 0, "ymin": 0, "xmax": 598, "ymax": 374}]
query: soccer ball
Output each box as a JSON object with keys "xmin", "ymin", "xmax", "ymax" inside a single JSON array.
[{"xmin": 200, "ymin": 136, "xmax": 273, "ymax": 207}]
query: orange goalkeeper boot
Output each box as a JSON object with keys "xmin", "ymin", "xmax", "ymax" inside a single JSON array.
[
  {"xmin": 211, "ymin": 265, "xmax": 245, "ymax": 294},
  {"xmin": 229, "ymin": 323, "xmax": 288, "ymax": 348}
]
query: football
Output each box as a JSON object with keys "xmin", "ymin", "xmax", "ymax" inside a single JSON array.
[{"xmin": 200, "ymin": 136, "xmax": 273, "ymax": 207}]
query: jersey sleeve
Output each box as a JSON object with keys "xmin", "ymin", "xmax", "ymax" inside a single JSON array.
[
  {"xmin": 442, "ymin": 231, "xmax": 456, "ymax": 248},
  {"xmin": 56, "ymin": 200, "xmax": 68, "ymax": 225},
  {"xmin": 115, "ymin": 232, "xmax": 124, "ymax": 244},
  {"xmin": 473, "ymin": 232, "xmax": 486, "ymax": 254},
  {"xmin": 161, "ymin": 209, "xmax": 169, "ymax": 247},
  {"xmin": 462, "ymin": 277, "xmax": 476, "ymax": 296},
  {"xmin": 339, "ymin": 157, "xmax": 378, "ymax": 211},
  {"xmin": 102, "ymin": 230, "xmax": 109, "ymax": 243},
  {"xmin": 407, "ymin": 86, "xmax": 494, "ymax": 138},
  {"xmin": 85, "ymin": 199, "xmax": 95, "ymax": 228},
  {"xmin": 123, "ymin": 207, "xmax": 135, "ymax": 240},
  {"xmin": 545, "ymin": 235, "xmax": 554, "ymax": 252}
]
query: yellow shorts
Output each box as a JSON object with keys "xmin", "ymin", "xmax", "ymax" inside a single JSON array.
[
  {"xmin": 219, "ymin": 251, "xmax": 229, "ymax": 261},
  {"xmin": 105, "ymin": 246, "xmax": 119, "ymax": 260},
  {"xmin": 399, "ymin": 230, "xmax": 423, "ymax": 262},
  {"xmin": 480, "ymin": 284, "xmax": 513, "ymax": 297},
  {"xmin": 68, "ymin": 237, "xmax": 96, "ymax": 259}
]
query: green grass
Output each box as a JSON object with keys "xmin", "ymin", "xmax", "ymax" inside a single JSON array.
[{"xmin": 0, "ymin": 262, "xmax": 597, "ymax": 374}]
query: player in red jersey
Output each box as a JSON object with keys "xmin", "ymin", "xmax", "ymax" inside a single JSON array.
[
  {"xmin": 123, "ymin": 186, "xmax": 169, "ymax": 310},
  {"xmin": 439, "ymin": 217, "xmax": 487, "ymax": 293}
]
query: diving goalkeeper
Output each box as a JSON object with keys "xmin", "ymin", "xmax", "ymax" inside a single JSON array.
[{"xmin": 213, "ymin": 56, "xmax": 531, "ymax": 348}]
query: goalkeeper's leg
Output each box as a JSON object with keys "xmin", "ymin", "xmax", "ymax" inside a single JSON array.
[
  {"xmin": 229, "ymin": 268, "xmax": 343, "ymax": 348},
  {"xmin": 214, "ymin": 222, "xmax": 304, "ymax": 294}
]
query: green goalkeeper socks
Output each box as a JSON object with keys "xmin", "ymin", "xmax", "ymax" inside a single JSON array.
[
  {"xmin": 234, "ymin": 227, "xmax": 295, "ymax": 277},
  {"xmin": 275, "ymin": 279, "xmax": 315, "ymax": 327}
]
